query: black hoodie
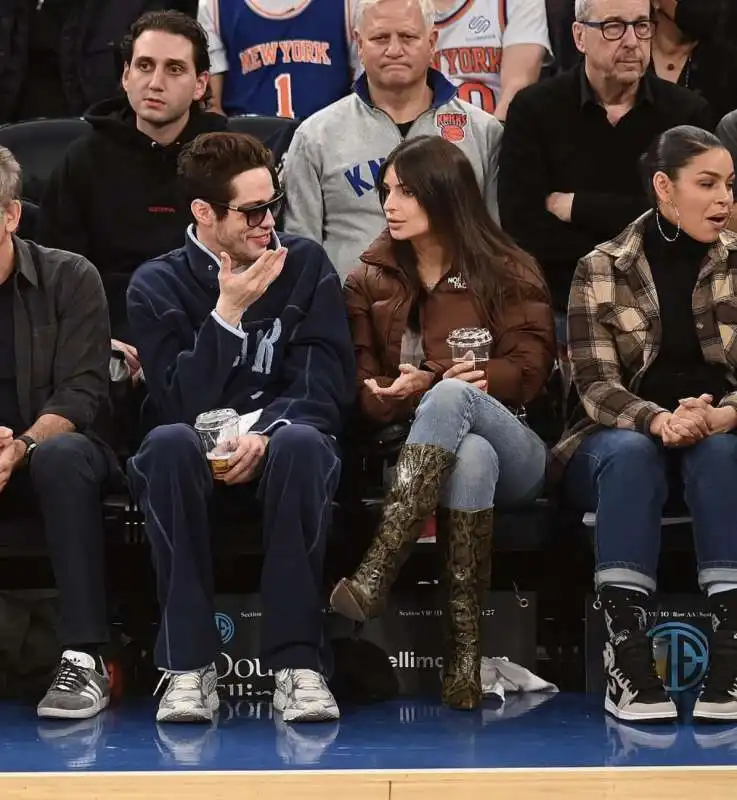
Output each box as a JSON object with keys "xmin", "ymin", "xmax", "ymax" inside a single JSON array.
[{"xmin": 36, "ymin": 96, "xmax": 227, "ymax": 339}]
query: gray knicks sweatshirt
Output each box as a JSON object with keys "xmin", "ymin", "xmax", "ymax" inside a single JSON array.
[{"xmin": 283, "ymin": 69, "xmax": 504, "ymax": 282}]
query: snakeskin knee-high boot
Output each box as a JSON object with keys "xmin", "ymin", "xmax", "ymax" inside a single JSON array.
[
  {"xmin": 437, "ymin": 507, "xmax": 494, "ymax": 710},
  {"xmin": 330, "ymin": 443, "xmax": 456, "ymax": 622}
]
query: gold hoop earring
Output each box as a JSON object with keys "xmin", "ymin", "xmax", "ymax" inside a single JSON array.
[{"xmin": 656, "ymin": 201, "xmax": 681, "ymax": 243}]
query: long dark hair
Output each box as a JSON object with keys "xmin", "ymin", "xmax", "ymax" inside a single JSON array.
[
  {"xmin": 376, "ymin": 136, "xmax": 546, "ymax": 329},
  {"xmin": 639, "ymin": 125, "xmax": 728, "ymax": 206}
]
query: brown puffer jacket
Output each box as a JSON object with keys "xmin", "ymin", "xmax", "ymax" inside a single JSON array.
[{"xmin": 344, "ymin": 230, "xmax": 556, "ymax": 425}]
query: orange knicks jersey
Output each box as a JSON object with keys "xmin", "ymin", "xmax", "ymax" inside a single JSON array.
[
  {"xmin": 433, "ymin": 0, "xmax": 550, "ymax": 114},
  {"xmin": 199, "ymin": 0, "xmax": 356, "ymax": 119}
]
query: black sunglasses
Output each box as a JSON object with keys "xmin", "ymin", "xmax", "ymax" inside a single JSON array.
[{"xmin": 207, "ymin": 192, "xmax": 285, "ymax": 227}]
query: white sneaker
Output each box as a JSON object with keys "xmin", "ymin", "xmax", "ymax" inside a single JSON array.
[
  {"xmin": 155, "ymin": 664, "xmax": 219, "ymax": 724},
  {"xmin": 273, "ymin": 668, "xmax": 340, "ymax": 723}
]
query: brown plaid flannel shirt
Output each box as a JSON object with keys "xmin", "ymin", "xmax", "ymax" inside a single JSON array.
[{"xmin": 550, "ymin": 211, "xmax": 737, "ymax": 480}]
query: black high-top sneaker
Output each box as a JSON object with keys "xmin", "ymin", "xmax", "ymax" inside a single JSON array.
[
  {"xmin": 693, "ymin": 589, "xmax": 737, "ymax": 723},
  {"xmin": 600, "ymin": 587, "xmax": 677, "ymax": 723}
]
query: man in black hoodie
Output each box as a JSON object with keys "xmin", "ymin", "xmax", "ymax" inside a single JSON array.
[{"xmin": 37, "ymin": 10, "xmax": 226, "ymax": 372}]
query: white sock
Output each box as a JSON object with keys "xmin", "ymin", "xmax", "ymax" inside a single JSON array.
[
  {"xmin": 609, "ymin": 583, "xmax": 650, "ymax": 596},
  {"xmin": 707, "ymin": 582, "xmax": 737, "ymax": 597}
]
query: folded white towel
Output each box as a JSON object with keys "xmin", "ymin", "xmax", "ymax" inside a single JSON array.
[{"xmin": 480, "ymin": 656, "xmax": 558, "ymax": 703}]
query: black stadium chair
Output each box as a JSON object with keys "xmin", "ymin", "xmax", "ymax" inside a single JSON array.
[
  {"xmin": 18, "ymin": 200, "xmax": 40, "ymax": 241},
  {"xmin": 0, "ymin": 115, "xmax": 296, "ymax": 203},
  {"xmin": 0, "ymin": 117, "xmax": 91, "ymax": 203},
  {"xmin": 226, "ymin": 114, "xmax": 301, "ymax": 174}
]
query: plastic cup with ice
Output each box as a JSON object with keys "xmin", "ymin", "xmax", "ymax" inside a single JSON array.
[
  {"xmin": 446, "ymin": 327, "xmax": 493, "ymax": 365},
  {"xmin": 194, "ymin": 408, "xmax": 240, "ymax": 476}
]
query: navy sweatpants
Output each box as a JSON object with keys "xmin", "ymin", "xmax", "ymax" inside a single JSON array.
[{"xmin": 127, "ymin": 423, "xmax": 341, "ymax": 673}]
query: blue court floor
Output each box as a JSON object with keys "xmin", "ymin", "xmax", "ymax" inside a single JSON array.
[{"xmin": 2, "ymin": 692, "xmax": 737, "ymax": 773}]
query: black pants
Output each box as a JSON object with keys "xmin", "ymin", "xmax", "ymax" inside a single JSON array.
[
  {"xmin": 0, "ymin": 433, "xmax": 111, "ymax": 647},
  {"xmin": 127, "ymin": 423, "xmax": 341, "ymax": 673}
]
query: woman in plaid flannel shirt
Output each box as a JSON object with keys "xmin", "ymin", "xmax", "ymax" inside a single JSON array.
[{"xmin": 554, "ymin": 126, "xmax": 737, "ymax": 725}]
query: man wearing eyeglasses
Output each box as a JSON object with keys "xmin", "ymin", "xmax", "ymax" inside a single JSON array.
[
  {"xmin": 498, "ymin": 0, "xmax": 712, "ymax": 340},
  {"xmin": 126, "ymin": 131, "xmax": 355, "ymax": 725}
]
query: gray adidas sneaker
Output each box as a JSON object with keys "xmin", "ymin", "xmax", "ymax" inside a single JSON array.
[
  {"xmin": 273, "ymin": 668, "xmax": 340, "ymax": 723},
  {"xmin": 155, "ymin": 664, "xmax": 220, "ymax": 724},
  {"xmin": 37, "ymin": 650, "xmax": 110, "ymax": 720}
]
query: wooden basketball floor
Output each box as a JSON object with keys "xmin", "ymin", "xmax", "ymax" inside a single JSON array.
[{"xmin": 3, "ymin": 766, "xmax": 737, "ymax": 799}]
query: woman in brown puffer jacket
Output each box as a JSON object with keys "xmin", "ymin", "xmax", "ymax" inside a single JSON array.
[{"xmin": 330, "ymin": 136, "xmax": 556, "ymax": 710}]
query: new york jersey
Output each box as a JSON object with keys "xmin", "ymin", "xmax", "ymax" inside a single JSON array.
[
  {"xmin": 433, "ymin": 0, "xmax": 550, "ymax": 114},
  {"xmin": 199, "ymin": 0, "xmax": 356, "ymax": 119}
]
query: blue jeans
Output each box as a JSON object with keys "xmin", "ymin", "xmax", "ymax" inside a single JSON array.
[
  {"xmin": 406, "ymin": 379, "xmax": 547, "ymax": 511},
  {"xmin": 565, "ymin": 428, "xmax": 737, "ymax": 592}
]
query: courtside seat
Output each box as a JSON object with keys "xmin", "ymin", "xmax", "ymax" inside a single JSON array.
[
  {"xmin": 348, "ymin": 421, "xmax": 556, "ymax": 553},
  {"xmin": 226, "ymin": 114, "xmax": 300, "ymax": 171},
  {"xmin": 0, "ymin": 493, "xmax": 139, "ymax": 559},
  {"xmin": 581, "ymin": 510, "xmax": 696, "ymax": 554},
  {"xmin": 0, "ymin": 118, "xmax": 91, "ymax": 203},
  {"xmin": 18, "ymin": 200, "xmax": 40, "ymax": 240},
  {"xmin": 0, "ymin": 421, "xmax": 560, "ymax": 591}
]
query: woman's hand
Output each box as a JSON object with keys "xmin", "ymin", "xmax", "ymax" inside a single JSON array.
[
  {"xmin": 665, "ymin": 394, "xmax": 711, "ymax": 446},
  {"xmin": 650, "ymin": 411, "xmax": 697, "ymax": 448},
  {"xmin": 675, "ymin": 394, "xmax": 737, "ymax": 435},
  {"xmin": 650, "ymin": 411, "xmax": 672, "ymax": 439},
  {"xmin": 442, "ymin": 361, "xmax": 488, "ymax": 392},
  {"xmin": 661, "ymin": 416, "xmax": 706, "ymax": 448},
  {"xmin": 364, "ymin": 364, "xmax": 435, "ymax": 400},
  {"xmin": 706, "ymin": 405, "xmax": 737, "ymax": 434}
]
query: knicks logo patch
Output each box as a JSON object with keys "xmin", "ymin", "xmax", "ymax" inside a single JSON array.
[{"xmin": 436, "ymin": 112, "xmax": 468, "ymax": 142}]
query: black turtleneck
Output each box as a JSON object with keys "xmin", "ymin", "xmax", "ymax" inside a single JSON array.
[{"xmin": 638, "ymin": 214, "xmax": 729, "ymax": 410}]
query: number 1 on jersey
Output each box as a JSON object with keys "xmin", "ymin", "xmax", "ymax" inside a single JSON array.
[{"xmin": 274, "ymin": 73, "xmax": 295, "ymax": 119}]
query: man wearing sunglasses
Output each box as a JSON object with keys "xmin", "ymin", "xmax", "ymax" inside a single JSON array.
[
  {"xmin": 498, "ymin": 0, "xmax": 712, "ymax": 339},
  {"xmin": 126, "ymin": 131, "xmax": 355, "ymax": 725}
]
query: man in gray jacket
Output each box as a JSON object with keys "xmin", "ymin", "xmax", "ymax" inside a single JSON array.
[
  {"xmin": 283, "ymin": 0, "xmax": 504, "ymax": 282},
  {"xmin": 0, "ymin": 147, "xmax": 113, "ymax": 721}
]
